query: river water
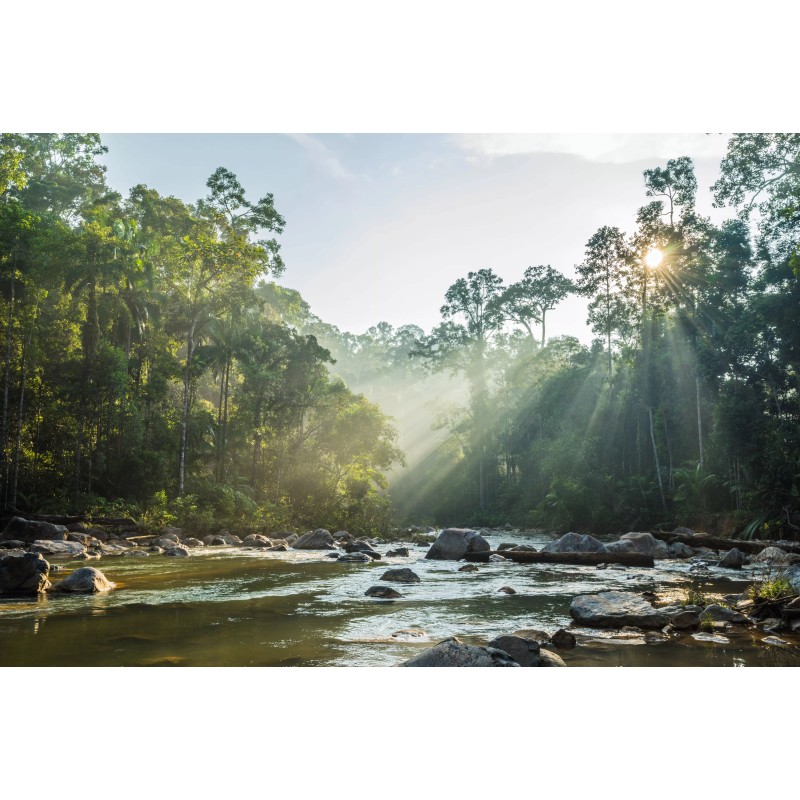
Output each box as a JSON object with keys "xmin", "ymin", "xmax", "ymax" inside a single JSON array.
[{"xmin": 1, "ymin": 530, "xmax": 799, "ymax": 667}]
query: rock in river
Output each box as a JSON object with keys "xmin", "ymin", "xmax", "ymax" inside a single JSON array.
[
  {"xmin": 293, "ymin": 528, "xmax": 336, "ymax": 550},
  {"xmin": 380, "ymin": 567, "xmax": 420, "ymax": 583},
  {"xmin": 30, "ymin": 540, "xmax": 86, "ymax": 557},
  {"xmin": 51, "ymin": 566, "xmax": 115, "ymax": 593},
  {"xmin": 365, "ymin": 585, "xmax": 402, "ymax": 599},
  {"xmin": 486, "ymin": 635, "xmax": 540, "ymax": 666},
  {"xmin": 541, "ymin": 532, "xmax": 608, "ymax": 554},
  {"xmin": 569, "ymin": 591, "xmax": 672, "ymax": 629},
  {"xmin": 0, "ymin": 552, "xmax": 51, "ymax": 595},
  {"xmin": 400, "ymin": 637, "xmax": 520, "ymax": 667},
  {"xmin": 424, "ymin": 528, "xmax": 490, "ymax": 561}
]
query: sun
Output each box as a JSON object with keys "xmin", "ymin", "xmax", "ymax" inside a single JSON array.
[{"xmin": 645, "ymin": 248, "xmax": 663, "ymax": 268}]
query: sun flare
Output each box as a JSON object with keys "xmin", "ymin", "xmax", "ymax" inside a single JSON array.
[{"xmin": 645, "ymin": 248, "xmax": 663, "ymax": 268}]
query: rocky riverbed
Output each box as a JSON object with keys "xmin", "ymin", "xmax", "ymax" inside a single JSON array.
[{"xmin": 2, "ymin": 517, "xmax": 799, "ymax": 667}]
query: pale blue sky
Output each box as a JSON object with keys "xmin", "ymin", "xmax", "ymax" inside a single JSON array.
[{"xmin": 100, "ymin": 133, "xmax": 734, "ymax": 341}]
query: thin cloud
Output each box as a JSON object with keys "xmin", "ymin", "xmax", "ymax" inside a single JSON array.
[
  {"xmin": 284, "ymin": 133, "xmax": 356, "ymax": 179},
  {"xmin": 452, "ymin": 133, "xmax": 731, "ymax": 164}
]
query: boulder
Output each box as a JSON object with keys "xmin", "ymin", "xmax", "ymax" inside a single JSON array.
[
  {"xmin": 161, "ymin": 526, "xmax": 183, "ymax": 539},
  {"xmin": 513, "ymin": 628, "xmax": 551, "ymax": 646},
  {"xmin": 754, "ymin": 546, "xmax": 790, "ymax": 564},
  {"xmin": 569, "ymin": 591, "xmax": 672, "ymax": 629},
  {"xmin": 293, "ymin": 529, "xmax": 336, "ymax": 550},
  {"xmin": 220, "ymin": 533, "xmax": 242, "ymax": 545},
  {"xmin": 487, "ymin": 635, "xmax": 540, "ymax": 666},
  {"xmin": 0, "ymin": 552, "xmax": 51, "ymax": 595},
  {"xmin": 380, "ymin": 568, "xmax": 420, "ymax": 583},
  {"xmin": 541, "ymin": 532, "xmax": 608, "ymax": 554},
  {"xmin": 668, "ymin": 541, "xmax": 695, "ymax": 559},
  {"xmin": 399, "ymin": 638, "xmax": 520, "ymax": 667},
  {"xmin": 2, "ymin": 517, "xmax": 69, "ymax": 542},
  {"xmin": 458, "ymin": 564, "xmax": 479, "ymax": 572},
  {"xmin": 717, "ymin": 548, "xmax": 746, "ymax": 569},
  {"xmin": 701, "ymin": 604, "xmax": 749, "ymax": 624},
  {"xmin": 154, "ymin": 536, "xmax": 181, "ymax": 549},
  {"xmin": 498, "ymin": 586, "xmax": 516, "ymax": 594},
  {"xmin": 497, "ymin": 542, "xmax": 517, "ymax": 551},
  {"xmin": 510, "ymin": 544, "xmax": 538, "ymax": 552},
  {"xmin": 243, "ymin": 534, "xmax": 271, "ymax": 547},
  {"xmin": 164, "ymin": 546, "xmax": 190, "ymax": 557},
  {"xmin": 66, "ymin": 531, "xmax": 101, "ymax": 547},
  {"xmin": 538, "ymin": 648, "xmax": 567, "ymax": 667},
  {"xmin": 1, "ymin": 539, "xmax": 26, "ymax": 549},
  {"xmin": 267, "ymin": 544, "xmax": 289, "ymax": 552},
  {"xmin": 386, "ymin": 547, "xmax": 410, "ymax": 557},
  {"xmin": 672, "ymin": 526, "xmax": 695, "ymax": 536},
  {"xmin": 550, "ymin": 629, "xmax": 576, "ymax": 649},
  {"xmin": 183, "ymin": 538, "xmax": 204, "ymax": 548},
  {"xmin": 619, "ymin": 531, "xmax": 660, "ymax": 555},
  {"xmin": 51, "ymin": 566, "xmax": 115, "ymax": 593},
  {"xmin": 669, "ymin": 610, "xmax": 701, "ymax": 630},
  {"xmin": 29, "ymin": 540, "xmax": 86, "ymax": 557},
  {"xmin": 425, "ymin": 528, "xmax": 490, "ymax": 561},
  {"xmin": 337, "ymin": 552, "xmax": 371, "ymax": 563},
  {"xmin": 365, "ymin": 585, "xmax": 402, "ymax": 599}
]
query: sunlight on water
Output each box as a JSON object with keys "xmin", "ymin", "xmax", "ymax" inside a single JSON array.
[{"xmin": 1, "ymin": 531, "xmax": 799, "ymax": 667}]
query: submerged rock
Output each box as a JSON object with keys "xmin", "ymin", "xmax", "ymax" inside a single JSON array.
[
  {"xmin": 570, "ymin": 591, "xmax": 671, "ymax": 629},
  {"xmin": 668, "ymin": 542, "xmax": 695, "ymax": 559},
  {"xmin": 458, "ymin": 564, "xmax": 479, "ymax": 572},
  {"xmin": 424, "ymin": 528, "xmax": 490, "ymax": 561},
  {"xmin": 399, "ymin": 637, "xmax": 520, "ymax": 667},
  {"xmin": 386, "ymin": 547, "xmax": 410, "ymax": 557},
  {"xmin": 52, "ymin": 566, "xmax": 115, "ymax": 593},
  {"xmin": 0, "ymin": 552, "xmax": 51, "ymax": 595},
  {"xmin": 365, "ymin": 585, "xmax": 402, "ymax": 599},
  {"xmin": 498, "ymin": 586, "xmax": 516, "ymax": 594}
]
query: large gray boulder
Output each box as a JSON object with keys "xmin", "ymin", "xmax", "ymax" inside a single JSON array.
[
  {"xmin": 424, "ymin": 528, "xmax": 490, "ymax": 561},
  {"xmin": 486, "ymin": 635, "xmax": 540, "ymax": 666},
  {"xmin": 30, "ymin": 540, "xmax": 86, "ymax": 557},
  {"xmin": 2, "ymin": 516, "xmax": 69, "ymax": 542},
  {"xmin": 400, "ymin": 638, "xmax": 520, "ymax": 667},
  {"xmin": 0, "ymin": 552, "xmax": 51, "ymax": 595},
  {"xmin": 51, "ymin": 566, "xmax": 115, "ymax": 593},
  {"xmin": 754, "ymin": 546, "xmax": 791, "ymax": 564},
  {"xmin": 570, "ymin": 591, "xmax": 672, "ymax": 629},
  {"xmin": 293, "ymin": 529, "xmax": 336, "ymax": 550},
  {"xmin": 541, "ymin": 532, "xmax": 608, "ymax": 554}
]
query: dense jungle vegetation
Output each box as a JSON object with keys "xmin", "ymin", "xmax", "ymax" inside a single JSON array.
[{"xmin": 1, "ymin": 134, "xmax": 799, "ymax": 539}]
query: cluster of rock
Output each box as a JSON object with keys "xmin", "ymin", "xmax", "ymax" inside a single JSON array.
[{"xmin": 400, "ymin": 627, "xmax": 575, "ymax": 667}]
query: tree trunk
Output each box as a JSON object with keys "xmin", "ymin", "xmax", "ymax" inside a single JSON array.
[
  {"xmin": 179, "ymin": 321, "xmax": 196, "ymax": 495},
  {"xmin": 648, "ymin": 406, "xmax": 667, "ymax": 513},
  {"xmin": 696, "ymin": 373, "xmax": 704, "ymax": 467}
]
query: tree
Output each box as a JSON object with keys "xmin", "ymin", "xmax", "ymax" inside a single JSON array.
[
  {"xmin": 500, "ymin": 264, "xmax": 573, "ymax": 347},
  {"xmin": 574, "ymin": 226, "xmax": 632, "ymax": 378}
]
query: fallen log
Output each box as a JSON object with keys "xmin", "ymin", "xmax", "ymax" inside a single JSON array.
[
  {"xmin": 88, "ymin": 516, "xmax": 139, "ymax": 528},
  {"xmin": 464, "ymin": 550, "xmax": 654, "ymax": 568},
  {"xmin": 653, "ymin": 531, "xmax": 800, "ymax": 556}
]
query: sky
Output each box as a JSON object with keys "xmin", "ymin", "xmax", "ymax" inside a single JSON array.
[{"xmin": 99, "ymin": 132, "xmax": 736, "ymax": 342}]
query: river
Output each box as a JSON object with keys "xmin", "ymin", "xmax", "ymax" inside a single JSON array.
[{"xmin": 1, "ymin": 530, "xmax": 798, "ymax": 666}]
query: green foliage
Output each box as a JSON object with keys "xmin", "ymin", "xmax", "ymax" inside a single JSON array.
[
  {"xmin": 684, "ymin": 587, "xmax": 707, "ymax": 607},
  {"xmin": 748, "ymin": 577, "xmax": 795, "ymax": 602},
  {"xmin": 699, "ymin": 613, "xmax": 714, "ymax": 633}
]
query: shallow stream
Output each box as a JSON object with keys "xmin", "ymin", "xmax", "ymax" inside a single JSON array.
[{"xmin": 2, "ymin": 530, "xmax": 799, "ymax": 667}]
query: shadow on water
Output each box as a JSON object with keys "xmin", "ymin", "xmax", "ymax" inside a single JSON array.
[{"xmin": 1, "ymin": 531, "xmax": 799, "ymax": 667}]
